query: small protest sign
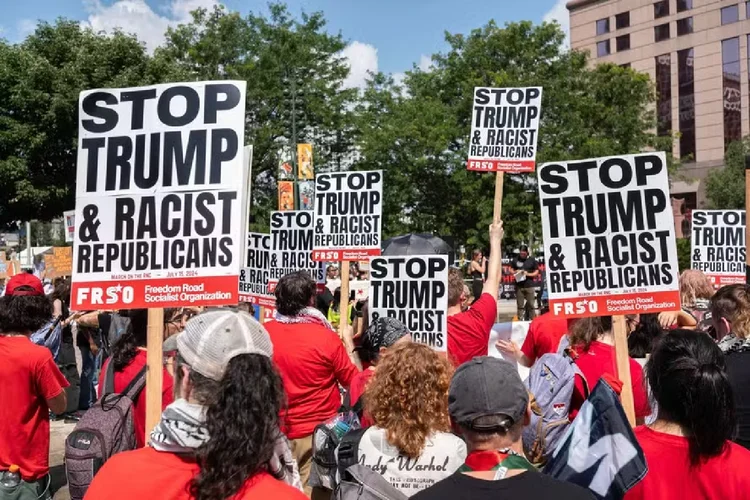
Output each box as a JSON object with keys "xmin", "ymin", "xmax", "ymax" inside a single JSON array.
[
  {"xmin": 691, "ymin": 210, "xmax": 746, "ymax": 285},
  {"xmin": 298, "ymin": 143, "xmax": 314, "ymax": 180},
  {"xmin": 313, "ymin": 171, "xmax": 383, "ymax": 262},
  {"xmin": 369, "ymin": 255, "xmax": 448, "ymax": 351},
  {"xmin": 71, "ymin": 80, "xmax": 248, "ymax": 310},
  {"xmin": 538, "ymin": 152, "xmax": 681, "ymax": 318},
  {"xmin": 278, "ymin": 146, "xmax": 294, "ymax": 180},
  {"xmin": 269, "ymin": 210, "xmax": 325, "ymax": 291},
  {"xmin": 45, "ymin": 247, "xmax": 74, "ymax": 279},
  {"xmin": 64, "ymin": 210, "xmax": 75, "ymax": 243},
  {"xmin": 279, "ymin": 181, "xmax": 295, "ymax": 211},
  {"xmin": 239, "ymin": 232, "xmax": 275, "ymax": 307},
  {"xmin": 467, "ymin": 87, "xmax": 542, "ymax": 173}
]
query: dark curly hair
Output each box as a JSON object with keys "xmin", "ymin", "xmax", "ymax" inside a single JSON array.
[
  {"xmin": 110, "ymin": 309, "xmax": 148, "ymax": 371},
  {"xmin": 0, "ymin": 295, "xmax": 52, "ymax": 333},
  {"xmin": 178, "ymin": 353, "xmax": 286, "ymax": 500},
  {"xmin": 275, "ymin": 271, "xmax": 316, "ymax": 316},
  {"xmin": 628, "ymin": 314, "xmax": 664, "ymax": 358}
]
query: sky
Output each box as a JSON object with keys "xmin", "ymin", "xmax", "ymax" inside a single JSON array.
[{"xmin": 0, "ymin": 0, "xmax": 570, "ymax": 88}]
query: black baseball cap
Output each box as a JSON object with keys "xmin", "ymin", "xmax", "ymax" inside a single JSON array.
[{"xmin": 449, "ymin": 357, "xmax": 529, "ymax": 432}]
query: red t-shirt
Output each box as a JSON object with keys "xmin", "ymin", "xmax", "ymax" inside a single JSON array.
[
  {"xmin": 349, "ymin": 368, "xmax": 375, "ymax": 427},
  {"xmin": 571, "ymin": 341, "xmax": 650, "ymax": 420},
  {"xmin": 99, "ymin": 350, "xmax": 174, "ymax": 448},
  {"xmin": 86, "ymin": 446, "xmax": 306, "ymax": 499},
  {"xmin": 447, "ymin": 293, "xmax": 497, "ymax": 367},
  {"xmin": 0, "ymin": 336, "xmax": 68, "ymax": 480},
  {"xmin": 265, "ymin": 320, "xmax": 359, "ymax": 439},
  {"xmin": 625, "ymin": 426, "xmax": 750, "ymax": 500},
  {"xmin": 520, "ymin": 312, "xmax": 568, "ymax": 364}
]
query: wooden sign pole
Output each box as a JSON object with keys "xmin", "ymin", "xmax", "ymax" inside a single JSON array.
[
  {"xmin": 493, "ymin": 172, "xmax": 505, "ymax": 223},
  {"xmin": 339, "ymin": 262, "xmax": 350, "ymax": 338},
  {"xmin": 145, "ymin": 308, "xmax": 165, "ymax": 443},
  {"xmin": 612, "ymin": 314, "xmax": 636, "ymax": 426},
  {"xmin": 259, "ymin": 305, "xmax": 266, "ymax": 323}
]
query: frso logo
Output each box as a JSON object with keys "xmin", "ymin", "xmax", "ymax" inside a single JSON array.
[{"xmin": 77, "ymin": 285, "xmax": 134, "ymax": 305}]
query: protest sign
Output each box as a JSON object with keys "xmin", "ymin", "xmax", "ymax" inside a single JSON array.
[
  {"xmin": 279, "ymin": 181, "xmax": 295, "ymax": 210},
  {"xmin": 299, "ymin": 180, "xmax": 314, "ymax": 210},
  {"xmin": 45, "ymin": 247, "xmax": 74, "ymax": 279},
  {"xmin": 71, "ymin": 80, "xmax": 248, "ymax": 310},
  {"xmin": 269, "ymin": 210, "xmax": 325, "ymax": 291},
  {"xmin": 691, "ymin": 210, "xmax": 746, "ymax": 286},
  {"xmin": 278, "ymin": 146, "xmax": 294, "ymax": 180},
  {"xmin": 369, "ymin": 255, "xmax": 448, "ymax": 351},
  {"xmin": 538, "ymin": 152, "xmax": 681, "ymax": 318},
  {"xmin": 64, "ymin": 210, "xmax": 75, "ymax": 243},
  {"xmin": 239, "ymin": 232, "xmax": 275, "ymax": 307},
  {"xmin": 313, "ymin": 171, "xmax": 383, "ymax": 261},
  {"xmin": 467, "ymin": 87, "xmax": 542, "ymax": 173},
  {"xmin": 298, "ymin": 143, "xmax": 313, "ymax": 180}
]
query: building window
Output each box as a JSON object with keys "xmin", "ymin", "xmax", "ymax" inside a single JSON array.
[
  {"xmin": 655, "ymin": 23, "xmax": 670, "ymax": 42},
  {"xmin": 616, "ymin": 35, "xmax": 631, "ymax": 52},
  {"xmin": 677, "ymin": 17, "xmax": 693, "ymax": 36},
  {"xmin": 678, "ymin": 48, "xmax": 696, "ymax": 161},
  {"xmin": 615, "ymin": 12, "xmax": 630, "ymax": 29},
  {"xmin": 747, "ymin": 2, "xmax": 750, "ymax": 20},
  {"xmin": 654, "ymin": 1, "xmax": 670, "ymax": 18},
  {"xmin": 721, "ymin": 5, "xmax": 739, "ymax": 25},
  {"xmin": 656, "ymin": 54, "xmax": 672, "ymax": 140},
  {"xmin": 597, "ymin": 40, "xmax": 611, "ymax": 57},
  {"xmin": 677, "ymin": 0, "xmax": 693, "ymax": 12},
  {"xmin": 723, "ymin": 38, "xmax": 742, "ymax": 148},
  {"xmin": 596, "ymin": 18, "xmax": 610, "ymax": 35}
]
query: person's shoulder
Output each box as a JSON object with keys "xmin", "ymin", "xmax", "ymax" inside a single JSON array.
[
  {"xmin": 410, "ymin": 474, "xmax": 459, "ymax": 500},
  {"xmin": 236, "ymin": 472, "xmax": 307, "ymax": 499},
  {"xmin": 531, "ymin": 473, "xmax": 596, "ymax": 498},
  {"xmin": 724, "ymin": 440, "xmax": 750, "ymax": 468}
]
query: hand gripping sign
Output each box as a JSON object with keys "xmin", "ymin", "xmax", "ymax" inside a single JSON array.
[
  {"xmin": 71, "ymin": 81, "xmax": 248, "ymax": 310},
  {"xmin": 691, "ymin": 210, "xmax": 746, "ymax": 286},
  {"xmin": 467, "ymin": 87, "xmax": 542, "ymax": 173},
  {"xmin": 538, "ymin": 152, "xmax": 681, "ymax": 318}
]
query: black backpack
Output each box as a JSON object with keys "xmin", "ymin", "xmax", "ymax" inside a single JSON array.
[{"xmin": 334, "ymin": 429, "xmax": 407, "ymax": 500}]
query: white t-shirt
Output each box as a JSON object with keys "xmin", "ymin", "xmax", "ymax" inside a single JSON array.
[{"xmin": 357, "ymin": 426, "xmax": 467, "ymax": 497}]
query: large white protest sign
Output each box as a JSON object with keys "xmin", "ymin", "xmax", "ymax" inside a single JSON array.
[
  {"xmin": 538, "ymin": 152, "xmax": 680, "ymax": 318},
  {"xmin": 269, "ymin": 210, "xmax": 325, "ymax": 291},
  {"xmin": 467, "ymin": 87, "xmax": 542, "ymax": 173},
  {"xmin": 64, "ymin": 210, "xmax": 75, "ymax": 243},
  {"xmin": 369, "ymin": 255, "xmax": 448, "ymax": 351},
  {"xmin": 313, "ymin": 171, "xmax": 382, "ymax": 262},
  {"xmin": 71, "ymin": 81, "xmax": 248, "ymax": 309},
  {"xmin": 691, "ymin": 210, "xmax": 746, "ymax": 286},
  {"xmin": 239, "ymin": 232, "xmax": 275, "ymax": 307}
]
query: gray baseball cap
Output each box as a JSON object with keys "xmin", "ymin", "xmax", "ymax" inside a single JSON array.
[
  {"xmin": 449, "ymin": 356, "xmax": 529, "ymax": 431},
  {"xmin": 163, "ymin": 309, "xmax": 273, "ymax": 381}
]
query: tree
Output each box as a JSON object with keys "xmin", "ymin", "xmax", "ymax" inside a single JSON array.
[
  {"xmin": 705, "ymin": 138, "xmax": 747, "ymax": 209},
  {"xmin": 0, "ymin": 21, "xmax": 173, "ymax": 227},
  {"xmin": 156, "ymin": 4, "xmax": 358, "ymax": 231},
  {"xmin": 355, "ymin": 21, "xmax": 673, "ymax": 251}
]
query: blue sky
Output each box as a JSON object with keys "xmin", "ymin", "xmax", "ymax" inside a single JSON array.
[{"xmin": 0, "ymin": 0, "xmax": 569, "ymax": 87}]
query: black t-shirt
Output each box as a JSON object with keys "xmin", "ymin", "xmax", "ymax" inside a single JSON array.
[
  {"xmin": 725, "ymin": 350, "xmax": 750, "ymax": 449},
  {"xmin": 411, "ymin": 470, "xmax": 594, "ymax": 500},
  {"xmin": 511, "ymin": 256, "xmax": 539, "ymax": 288}
]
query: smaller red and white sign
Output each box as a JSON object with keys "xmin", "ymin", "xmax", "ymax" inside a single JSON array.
[
  {"xmin": 64, "ymin": 210, "xmax": 75, "ymax": 243},
  {"xmin": 691, "ymin": 210, "xmax": 745, "ymax": 286}
]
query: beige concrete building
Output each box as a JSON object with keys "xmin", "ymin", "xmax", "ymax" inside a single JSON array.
[{"xmin": 568, "ymin": 0, "xmax": 749, "ymax": 236}]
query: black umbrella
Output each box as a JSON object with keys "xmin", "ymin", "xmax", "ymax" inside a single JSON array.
[{"xmin": 382, "ymin": 234, "xmax": 454, "ymax": 265}]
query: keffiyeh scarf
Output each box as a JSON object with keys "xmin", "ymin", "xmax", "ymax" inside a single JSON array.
[
  {"xmin": 150, "ymin": 398, "xmax": 302, "ymax": 491},
  {"xmin": 718, "ymin": 333, "xmax": 750, "ymax": 354},
  {"xmin": 275, "ymin": 306, "xmax": 335, "ymax": 332}
]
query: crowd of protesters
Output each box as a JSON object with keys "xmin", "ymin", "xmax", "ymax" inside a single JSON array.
[{"xmin": 4, "ymin": 222, "xmax": 750, "ymax": 499}]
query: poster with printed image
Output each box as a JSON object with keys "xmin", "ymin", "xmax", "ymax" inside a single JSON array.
[
  {"xmin": 278, "ymin": 181, "xmax": 295, "ymax": 211},
  {"xmin": 297, "ymin": 143, "xmax": 314, "ymax": 180},
  {"xmin": 467, "ymin": 87, "xmax": 542, "ymax": 173},
  {"xmin": 298, "ymin": 180, "xmax": 315, "ymax": 210},
  {"xmin": 278, "ymin": 146, "xmax": 294, "ymax": 180},
  {"xmin": 369, "ymin": 255, "xmax": 448, "ymax": 351},
  {"xmin": 538, "ymin": 152, "xmax": 681, "ymax": 318},
  {"xmin": 71, "ymin": 81, "xmax": 249, "ymax": 310},
  {"xmin": 691, "ymin": 210, "xmax": 745, "ymax": 286},
  {"xmin": 239, "ymin": 232, "xmax": 275, "ymax": 307},
  {"xmin": 64, "ymin": 210, "xmax": 75, "ymax": 243}
]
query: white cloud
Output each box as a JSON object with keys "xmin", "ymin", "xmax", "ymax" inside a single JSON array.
[
  {"xmin": 17, "ymin": 19, "xmax": 37, "ymax": 39},
  {"xmin": 418, "ymin": 54, "xmax": 433, "ymax": 72},
  {"xmin": 341, "ymin": 41, "xmax": 378, "ymax": 90},
  {"xmin": 392, "ymin": 72, "xmax": 406, "ymax": 87},
  {"xmin": 82, "ymin": 0, "xmax": 218, "ymax": 52},
  {"xmin": 543, "ymin": 0, "xmax": 570, "ymax": 49}
]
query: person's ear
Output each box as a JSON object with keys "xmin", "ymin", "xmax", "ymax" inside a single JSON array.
[{"xmin": 722, "ymin": 317, "xmax": 732, "ymax": 336}]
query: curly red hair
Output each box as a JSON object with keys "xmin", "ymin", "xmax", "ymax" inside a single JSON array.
[{"xmin": 364, "ymin": 342, "xmax": 454, "ymax": 458}]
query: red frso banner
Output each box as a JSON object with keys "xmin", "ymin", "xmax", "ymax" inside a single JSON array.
[
  {"xmin": 71, "ymin": 81, "xmax": 249, "ymax": 310},
  {"xmin": 466, "ymin": 159, "xmax": 536, "ymax": 173}
]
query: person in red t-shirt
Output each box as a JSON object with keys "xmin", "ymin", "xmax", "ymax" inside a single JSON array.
[
  {"xmin": 0, "ymin": 273, "xmax": 69, "ymax": 498},
  {"xmin": 97, "ymin": 309, "xmax": 174, "ymax": 448},
  {"xmin": 350, "ymin": 317, "xmax": 411, "ymax": 426},
  {"xmin": 625, "ymin": 330, "xmax": 750, "ymax": 500},
  {"xmin": 495, "ymin": 311, "xmax": 569, "ymax": 367},
  {"xmin": 447, "ymin": 222, "xmax": 504, "ymax": 367},
  {"xmin": 87, "ymin": 309, "xmax": 306, "ymax": 500},
  {"xmin": 568, "ymin": 316, "xmax": 651, "ymax": 423},
  {"xmin": 264, "ymin": 271, "xmax": 359, "ymax": 494}
]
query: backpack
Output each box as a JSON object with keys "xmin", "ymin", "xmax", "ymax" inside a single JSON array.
[
  {"xmin": 102, "ymin": 313, "xmax": 130, "ymax": 356},
  {"xmin": 522, "ymin": 350, "xmax": 589, "ymax": 466},
  {"xmin": 309, "ymin": 398, "xmax": 363, "ymax": 491},
  {"xmin": 334, "ymin": 429, "xmax": 407, "ymax": 500},
  {"xmin": 64, "ymin": 359, "xmax": 147, "ymax": 500}
]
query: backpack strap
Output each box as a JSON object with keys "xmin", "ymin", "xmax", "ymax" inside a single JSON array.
[
  {"xmin": 564, "ymin": 348, "xmax": 590, "ymax": 399},
  {"xmin": 103, "ymin": 357, "xmax": 116, "ymax": 396},
  {"xmin": 122, "ymin": 365, "xmax": 148, "ymax": 401},
  {"xmin": 337, "ymin": 427, "xmax": 367, "ymax": 477}
]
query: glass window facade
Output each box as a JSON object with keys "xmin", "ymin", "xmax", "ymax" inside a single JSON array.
[
  {"xmin": 656, "ymin": 54, "xmax": 672, "ymax": 139},
  {"xmin": 596, "ymin": 18, "xmax": 610, "ymax": 35},
  {"xmin": 655, "ymin": 23, "xmax": 670, "ymax": 42},
  {"xmin": 677, "ymin": 0, "xmax": 693, "ymax": 12},
  {"xmin": 615, "ymin": 12, "xmax": 630, "ymax": 29},
  {"xmin": 597, "ymin": 40, "xmax": 611, "ymax": 57},
  {"xmin": 723, "ymin": 38, "xmax": 742, "ymax": 148},
  {"xmin": 721, "ymin": 5, "xmax": 739, "ymax": 25},
  {"xmin": 677, "ymin": 17, "xmax": 693, "ymax": 36},
  {"xmin": 678, "ymin": 48, "xmax": 696, "ymax": 160},
  {"xmin": 654, "ymin": 1, "xmax": 670, "ymax": 18},
  {"xmin": 616, "ymin": 35, "xmax": 630, "ymax": 52}
]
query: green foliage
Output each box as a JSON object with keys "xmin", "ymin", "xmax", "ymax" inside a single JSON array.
[
  {"xmin": 676, "ymin": 237, "xmax": 691, "ymax": 272},
  {"xmin": 355, "ymin": 20, "xmax": 674, "ymax": 249},
  {"xmin": 705, "ymin": 138, "xmax": 747, "ymax": 209}
]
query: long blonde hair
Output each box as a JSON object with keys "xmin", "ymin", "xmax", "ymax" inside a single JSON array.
[{"xmin": 679, "ymin": 270, "xmax": 715, "ymax": 308}]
